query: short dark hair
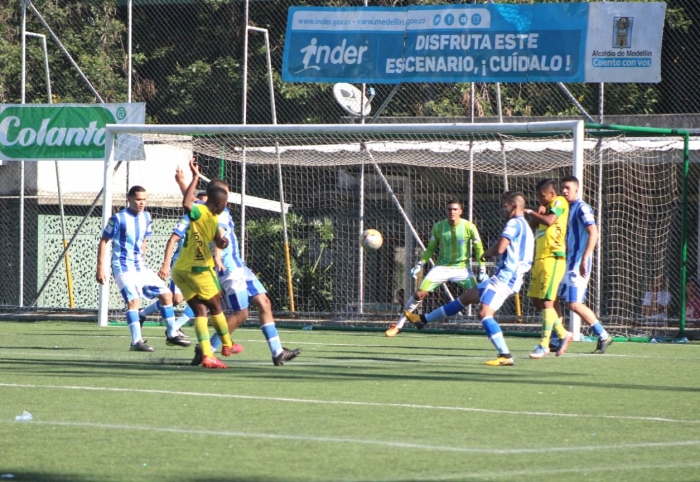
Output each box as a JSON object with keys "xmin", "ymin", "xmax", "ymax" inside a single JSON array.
[
  {"xmin": 195, "ymin": 190, "xmax": 208, "ymax": 200},
  {"xmin": 207, "ymin": 186, "xmax": 228, "ymax": 204},
  {"xmin": 561, "ymin": 175, "xmax": 580, "ymax": 186},
  {"xmin": 536, "ymin": 179, "xmax": 556, "ymax": 192},
  {"xmin": 207, "ymin": 179, "xmax": 229, "ymax": 195},
  {"xmin": 446, "ymin": 199, "xmax": 462, "ymax": 208},
  {"xmin": 127, "ymin": 185, "xmax": 146, "ymax": 197},
  {"xmin": 506, "ymin": 191, "xmax": 526, "ymax": 209}
]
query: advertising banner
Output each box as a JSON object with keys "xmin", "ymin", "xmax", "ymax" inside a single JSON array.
[
  {"xmin": 0, "ymin": 103, "xmax": 146, "ymax": 161},
  {"xmin": 282, "ymin": 2, "xmax": 665, "ymax": 84}
]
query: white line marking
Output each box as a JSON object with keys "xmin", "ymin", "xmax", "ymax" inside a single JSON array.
[
  {"xmin": 1, "ymin": 383, "xmax": 698, "ymax": 424},
  {"xmin": 1, "ymin": 419, "xmax": 699, "ymax": 456}
]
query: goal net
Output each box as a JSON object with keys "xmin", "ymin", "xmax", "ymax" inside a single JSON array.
[{"xmin": 94, "ymin": 122, "xmax": 688, "ymax": 339}]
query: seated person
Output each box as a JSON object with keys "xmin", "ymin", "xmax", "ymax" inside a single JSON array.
[
  {"xmin": 642, "ymin": 275, "xmax": 671, "ymax": 320},
  {"xmin": 685, "ymin": 277, "xmax": 700, "ymax": 322}
]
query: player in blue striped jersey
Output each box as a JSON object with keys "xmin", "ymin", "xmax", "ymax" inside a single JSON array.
[
  {"xmin": 96, "ymin": 185, "xmax": 190, "ymax": 352},
  {"xmin": 406, "ymin": 192, "xmax": 534, "ymax": 365},
  {"xmin": 555, "ymin": 176, "xmax": 612, "ymax": 354}
]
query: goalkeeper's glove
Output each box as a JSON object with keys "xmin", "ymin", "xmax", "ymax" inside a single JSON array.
[
  {"xmin": 410, "ymin": 261, "xmax": 424, "ymax": 279},
  {"xmin": 477, "ymin": 266, "xmax": 489, "ymax": 283}
]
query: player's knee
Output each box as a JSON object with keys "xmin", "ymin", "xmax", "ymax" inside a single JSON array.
[
  {"xmin": 567, "ymin": 301, "xmax": 584, "ymax": 313},
  {"xmin": 159, "ymin": 292, "xmax": 173, "ymax": 304},
  {"xmin": 252, "ymin": 293, "xmax": 272, "ymax": 313}
]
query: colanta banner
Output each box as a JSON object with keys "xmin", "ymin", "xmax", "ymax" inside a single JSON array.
[
  {"xmin": 282, "ymin": 2, "xmax": 665, "ymax": 84},
  {"xmin": 0, "ymin": 103, "xmax": 145, "ymax": 161}
]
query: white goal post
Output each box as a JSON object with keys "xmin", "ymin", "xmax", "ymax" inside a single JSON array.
[{"xmin": 98, "ymin": 121, "xmax": 585, "ymax": 334}]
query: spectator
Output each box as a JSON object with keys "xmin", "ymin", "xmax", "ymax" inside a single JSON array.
[{"xmin": 642, "ymin": 275, "xmax": 671, "ymax": 320}]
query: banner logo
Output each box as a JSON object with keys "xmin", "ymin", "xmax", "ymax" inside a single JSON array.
[
  {"xmin": 0, "ymin": 103, "xmax": 145, "ymax": 161},
  {"xmin": 613, "ymin": 17, "xmax": 633, "ymax": 49}
]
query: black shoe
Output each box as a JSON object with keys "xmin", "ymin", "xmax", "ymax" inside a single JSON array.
[
  {"xmin": 273, "ymin": 347, "xmax": 301, "ymax": 366},
  {"xmin": 165, "ymin": 330, "xmax": 192, "ymax": 347},
  {"xmin": 130, "ymin": 340, "xmax": 155, "ymax": 352},
  {"xmin": 190, "ymin": 344, "xmax": 203, "ymax": 366},
  {"xmin": 176, "ymin": 329, "xmax": 190, "ymax": 339},
  {"xmin": 593, "ymin": 336, "xmax": 613, "ymax": 354}
]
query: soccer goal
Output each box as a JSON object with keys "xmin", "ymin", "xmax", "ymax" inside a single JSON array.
[{"xmin": 98, "ymin": 121, "xmax": 691, "ymax": 340}]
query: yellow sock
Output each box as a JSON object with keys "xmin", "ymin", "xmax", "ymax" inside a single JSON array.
[
  {"xmin": 538, "ymin": 308, "xmax": 558, "ymax": 347},
  {"xmin": 194, "ymin": 316, "xmax": 213, "ymax": 357},
  {"xmin": 210, "ymin": 312, "xmax": 232, "ymax": 348},
  {"xmin": 553, "ymin": 316, "xmax": 569, "ymax": 339}
]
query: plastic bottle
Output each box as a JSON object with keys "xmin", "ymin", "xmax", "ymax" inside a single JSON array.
[{"xmin": 15, "ymin": 411, "xmax": 32, "ymax": 422}]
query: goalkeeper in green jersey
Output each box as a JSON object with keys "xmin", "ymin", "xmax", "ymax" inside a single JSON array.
[{"xmin": 386, "ymin": 199, "xmax": 486, "ymax": 337}]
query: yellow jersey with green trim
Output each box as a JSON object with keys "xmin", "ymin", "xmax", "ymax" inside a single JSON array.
[
  {"xmin": 173, "ymin": 204, "xmax": 218, "ymax": 272},
  {"xmin": 534, "ymin": 195, "xmax": 568, "ymax": 259}
]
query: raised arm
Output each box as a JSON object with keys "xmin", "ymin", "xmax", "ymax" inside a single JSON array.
[
  {"xmin": 482, "ymin": 236, "xmax": 511, "ymax": 261},
  {"xmin": 182, "ymin": 158, "xmax": 200, "ymax": 214}
]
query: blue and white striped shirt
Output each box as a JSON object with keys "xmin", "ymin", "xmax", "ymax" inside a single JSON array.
[
  {"xmin": 495, "ymin": 216, "xmax": 534, "ymax": 290},
  {"xmin": 217, "ymin": 207, "xmax": 245, "ymax": 275},
  {"xmin": 566, "ymin": 199, "xmax": 596, "ymax": 271},
  {"xmin": 101, "ymin": 208, "xmax": 152, "ymax": 275}
]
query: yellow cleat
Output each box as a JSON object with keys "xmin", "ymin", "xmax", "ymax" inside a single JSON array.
[
  {"xmin": 484, "ymin": 356, "xmax": 514, "ymax": 366},
  {"xmin": 385, "ymin": 323, "xmax": 400, "ymax": 337},
  {"xmin": 404, "ymin": 310, "xmax": 422, "ymax": 324}
]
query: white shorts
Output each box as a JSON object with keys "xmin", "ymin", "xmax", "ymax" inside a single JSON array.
[
  {"xmin": 478, "ymin": 277, "xmax": 515, "ymax": 311},
  {"xmin": 557, "ymin": 270, "xmax": 589, "ymax": 303},
  {"xmin": 218, "ymin": 266, "xmax": 267, "ymax": 312},
  {"xmin": 114, "ymin": 269, "xmax": 170, "ymax": 303},
  {"xmin": 419, "ymin": 266, "xmax": 476, "ymax": 291}
]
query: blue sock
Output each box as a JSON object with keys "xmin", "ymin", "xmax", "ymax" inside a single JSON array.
[
  {"xmin": 482, "ymin": 317, "xmax": 510, "ymax": 355},
  {"xmin": 183, "ymin": 306, "xmax": 194, "ymax": 318},
  {"xmin": 126, "ymin": 310, "xmax": 142, "ymax": 345},
  {"xmin": 591, "ymin": 322, "xmax": 609, "ymax": 340},
  {"xmin": 261, "ymin": 323, "xmax": 283, "ymax": 357},
  {"xmin": 425, "ymin": 298, "xmax": 466, "ymax": 323},
  {"xmin": 209, "ymin": 333, "xmax": 222, "ymax": 353},
  {"xmin": 139, "ymin": 301, "xmax": 160, "ymax": 317},
  {"xmin": 160, "ymin": 304, "xmax": 177, "ymax": 337}
]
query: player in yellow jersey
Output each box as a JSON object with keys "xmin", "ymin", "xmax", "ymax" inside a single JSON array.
[
  {"xmin": 172, "ymin": 158, "xmax": 236, "ymax": 369},
  {"xmin": 525, "ymin": 179, "xmax": 572, "ymax": 359}
]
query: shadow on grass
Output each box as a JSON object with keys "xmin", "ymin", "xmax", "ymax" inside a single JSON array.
[{"xmin": 1, "ymin": 473, "xmax": 297, "ymax": 482}]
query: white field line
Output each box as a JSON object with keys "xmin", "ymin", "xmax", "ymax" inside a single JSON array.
[
  {"xmin": 1, "ymin": 419, "xmax": 699, "ymax": 457},
  {"xmin": 1, "ymin": 383, "xmax": 699, "ymax": 425}
]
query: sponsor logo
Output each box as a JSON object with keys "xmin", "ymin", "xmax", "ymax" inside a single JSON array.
[
  {"xmin": 0, "ymin": 106, "xmax": 116, "ymax": 159},
  {"xmin": 296, "ymin": 38, "xmax": 369, "ymax": 74}
]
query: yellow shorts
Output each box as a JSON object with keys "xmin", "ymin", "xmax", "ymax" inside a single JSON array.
[
  {"xmin": 526, "ymin": 257, "xmax": 566, "ymax": 301},
  {"xmin": 172, "ymin": 267, "xmax": 221, "ymax": 302}
]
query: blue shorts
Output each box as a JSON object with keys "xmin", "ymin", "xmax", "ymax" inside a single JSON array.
[
  {"xmin": 557, "ymin": 270, "xmax": 589, "ymax": 303},
  {"xmin": 478, "ymin": 277, "xmax": 516, "ymax": 311}
]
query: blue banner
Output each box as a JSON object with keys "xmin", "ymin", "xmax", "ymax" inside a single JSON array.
[{"xmin": 282, "ymin": 3, "xmax": 665, "ymax": 84}]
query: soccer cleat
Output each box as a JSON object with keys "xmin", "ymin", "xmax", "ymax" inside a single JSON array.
[
  {"xmin": 273, "ymin": 347, "xmax": 301, "ymax": 366},
  {"xmin": 529, "ymin": 345, "xmax": 550, "ymax": 359},
  {"xmin": 385, "ymin": 323, "xmax": 400, "ymax": 337},
  {"xmin": 593, "ymin": 336, "xmax": 613, "ymax": 354},
  {"xmin": 221, "ymin": 343, "xmax": 244, "ymax": 356},
  {"xmin": 190, "ymin": 344, "xmax": 203, "ymax": 366},
  {"xmin": 202, "ymin": 356, "xmax": 228, "ymax": 369},
  {"xmin": 130, "ymin": 340, "xmax": 155, "ymax": 352},
  {"xmin": 484, "ymin": 355, "xmax": 514, "ymax": 366},
  {"xmin": 404, "ymin": 310, "xmax": 427, "ymax": 330},
  {"xmin": 176, "ymin": 328, "xmax": 190, "ymax": 339},
  {"xmin": 165, "ymin": 331, "xmax": 192, "ymax": 347},
  {"xmin": 556, "ymin": 331, "xmax": 574, "ymax": 356}
]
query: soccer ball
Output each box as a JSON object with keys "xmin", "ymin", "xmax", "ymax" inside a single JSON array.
[{"xmin": 361, "ymin": 229, "xmax": 383, "ymax": 252}]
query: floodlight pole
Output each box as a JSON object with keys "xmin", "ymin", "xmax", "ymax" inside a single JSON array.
[{"xmin": 239, "ymin": 0, "xmax": 251, "ymax": 261}]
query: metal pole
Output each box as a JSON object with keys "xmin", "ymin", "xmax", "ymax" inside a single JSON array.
[
  {"xmin": 595, "ymin": 83, "xmax": 604, "ymax": 321},
  {"xmin": 26, "ymin": 31, "xmax": 76, "ymax": 309},
  {"xmin": 25, "ymin": 0, "xmax": 105, "ymax": 103},
  {"xmin": 19, "ymin": 0, "xmax": 27, "ymax": 308},
  {"xmin": 126, "ymin": 0, "xmax": 133, "ymax": 191},
  {"xmin": 240, "ymin": 0, "xmax": 250, "ymax": 260},
  {"xmin": 249, "ymin": 26, "xmax": 296, "ymax": 313}
]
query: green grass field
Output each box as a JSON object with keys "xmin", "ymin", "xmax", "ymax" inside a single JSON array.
[{"xmin": 1, "ymin": 321, "xmax": 699, "ymax": 482}]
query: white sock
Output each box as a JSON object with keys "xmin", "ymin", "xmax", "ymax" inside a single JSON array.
[{"xmin": 396, "ymin": 296, "xmax": 422, "ymax": 329}]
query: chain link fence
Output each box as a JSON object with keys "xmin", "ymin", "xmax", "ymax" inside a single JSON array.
[{"xmin": 0, "ymin": 0, "xmax": 698, "ymax": 337}]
